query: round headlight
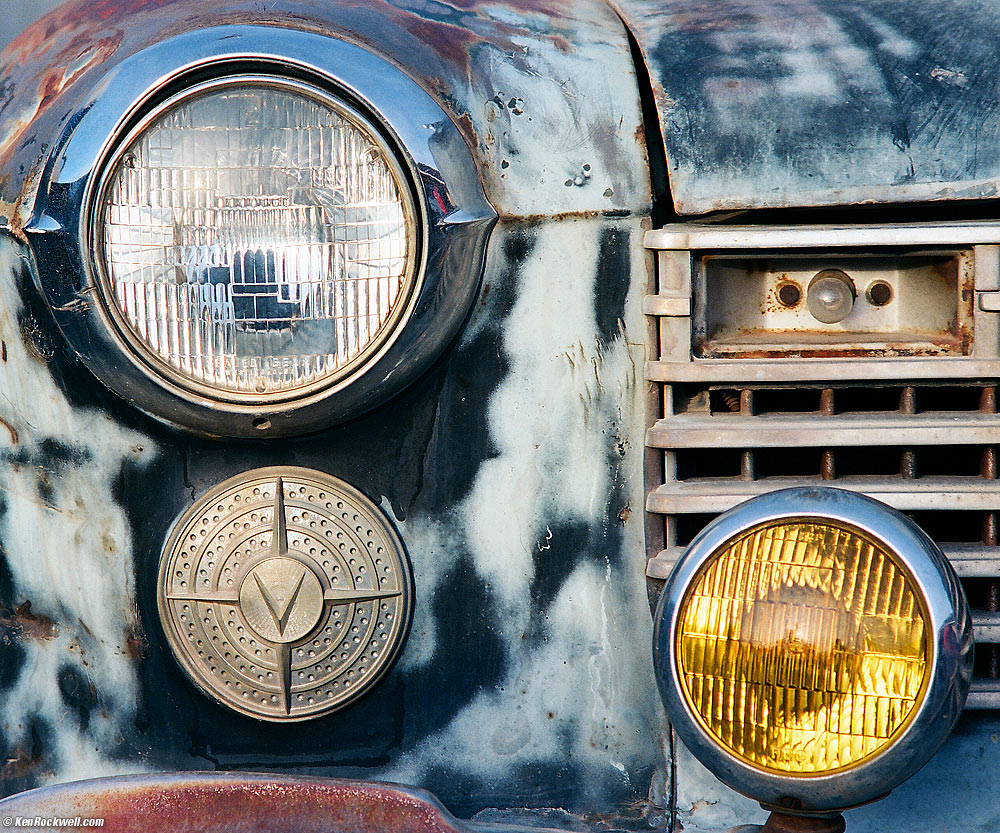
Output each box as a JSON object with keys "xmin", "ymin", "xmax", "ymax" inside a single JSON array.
[
  {"xmin": 654, "ymin": 488, "xmax": 971, "ymax": 812},
  {"xmin": 95, "ymin": 75, "xmax": 418, "ymax": 403},
  {"xmin": 28, "ymin": 30, "xmax": 496, "ymax": 438}
]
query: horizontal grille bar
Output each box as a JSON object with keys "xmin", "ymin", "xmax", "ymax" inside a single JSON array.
[
  {"xmin": 644, "ymin": 221, "xmax": 1000, "ymax": 251},
  {"xmin": 973, "ymin": 611, "xmax": 1000, "ymax": 643},
  {"xmin": 643, "ymin": 225, "xmax": 1000, "ymax": 711},
  {"xmin": 647, "ymin": 412, "xmax": 1000, "ymax": 449},
  {"xmin": 647, "ymin": 477, "xmax": 1000, "ymax": 515},
  {"xmin": 647, "ymin": 359, "xmax": 1000, "ymax": 384},
  {"xmin": 967, "ymin": 679, "xmax": 1000, "ymax": 709}
]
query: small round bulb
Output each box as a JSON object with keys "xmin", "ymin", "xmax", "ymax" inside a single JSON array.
[{"xmin": 807, "ymin": 270, "xmax": 856, "ymax": 324}]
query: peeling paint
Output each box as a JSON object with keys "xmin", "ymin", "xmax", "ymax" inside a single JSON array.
[
  {"xmin": 0, "ymin": 0, "xmax": 667, "ymax": 820},
  {"xmin": 616, "ymin": 0, "xmax": 1000, "ymax": 213},
  {"xmin": 0, "ymin": 238, "xmax": 157, "ymax": 791},
  {"xmin": 376, "ymin": 218, "xmax": 661, "ymax": 810}
]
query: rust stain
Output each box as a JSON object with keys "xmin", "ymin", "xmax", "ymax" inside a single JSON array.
[
  {"xmin": 0, "ymin": 600, "xmax": 58, "ymax": 642},
  {"xmin": 0, "ymin": 0, "xmax": 613, "ymax": 228},
  {"xmin": 696, "ymin": 341, "xmax": 969, "ymax": 360},
  {"xmin": 123, "ymin": 624, "xmax": 147, "ymax": 660},
  {"xmin": 0, "ymin": 745, "xmax": 48, "ymax": 784},
  {"xmin": 0, "ymin": 414, "xmax": 18, "ymax": 445}
]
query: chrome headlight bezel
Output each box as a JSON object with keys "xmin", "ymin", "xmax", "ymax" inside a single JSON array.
[
  {"xmin": 27, "ymin": 25, "xmax": 495, "ymax": 438},
  {"xmin": 653, "ymin": 487, "xmax": 972, "ymax": 812}
]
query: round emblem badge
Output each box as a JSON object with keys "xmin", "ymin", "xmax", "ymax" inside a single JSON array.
[{"xmin": 157, "ymin": 467, "xmax": 413, "ymax": 721}]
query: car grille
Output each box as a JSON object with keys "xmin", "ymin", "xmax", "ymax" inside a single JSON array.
[{"xmin": 643, "ymin": 222, "xmax": 1000, "ymax": 710}]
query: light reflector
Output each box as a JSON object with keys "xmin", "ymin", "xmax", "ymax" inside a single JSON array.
[
  {"xmin": 677, "ymin": 520, "xmax": 928, "ymax": 775},
  {"xmin": 98, "ymin": 78, "xmax": 416, "ymax": 400}
]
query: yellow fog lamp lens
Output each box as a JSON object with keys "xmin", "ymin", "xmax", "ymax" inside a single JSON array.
[
  {"xmin": 654, "ymin": 488, "xmax": 972, "ymax": 812},
  {"xmin": 677, "ymin": 520, "xmax": 927, "ymax": 775}
]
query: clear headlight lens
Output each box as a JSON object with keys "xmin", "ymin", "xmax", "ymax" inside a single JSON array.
[
  {"xmin": 98, "ymin": 78, "xmax": 417, "ymax": 400},
  {"xmin": 677, "ymin": 520, "xmax": 928, "ymax": 775}
]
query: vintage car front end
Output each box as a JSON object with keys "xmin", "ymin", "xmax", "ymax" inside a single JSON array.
[{"xmin": 0, "ymin": 1, "xmax": 996, "ymax": 831}]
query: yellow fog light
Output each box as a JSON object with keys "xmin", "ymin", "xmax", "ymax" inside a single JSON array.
[
  {"xmin": 678, "ymin": 520, "xmax": 927, "ymax": 776},
  {"xmin": 655, "ymin": 488, "xmax": 971, "ymax": 812}
]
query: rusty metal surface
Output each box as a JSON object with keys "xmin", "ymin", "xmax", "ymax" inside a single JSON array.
[
  {"xmin": 760, "ymin": 813, "xmax": 846, "ymax": 833},
  {"xmin": 0, "ymin": 0, "xmax": 649, "ymax": 229},
  {"xmin": 0, "ymin": 772, "xmax": 552, "ymax": 833},
  {"xmin": 615, "ymin": 0, "xmax": 1000, "ymax": 214}
]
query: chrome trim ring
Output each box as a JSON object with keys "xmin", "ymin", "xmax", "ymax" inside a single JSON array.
[
  {"xmin": 653, "ymin": 487, "xmax": 972, "ymax": 812},
  {"xmin": 26, "ymin": 25, "xmax": 496, "ymax": 438}
]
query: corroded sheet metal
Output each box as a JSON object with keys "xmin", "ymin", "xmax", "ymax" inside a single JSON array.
[
  {"xmin": 0, "ymin": 0, "xmax": 662, "ymax": 819},
  {"xmin": 0, "ymin": 772, "xmax": 528, "ymax": 833},
  {"xmin": 0, "ymin": 0, "xmax": 648, "ymax": 227},
  {"xmin": 0, "ymin": 207, "xmax": 664, "ymax": 819},
  {"xmin": 616, "ymin": 0, "xmax": 1000, "ymax": 214}
]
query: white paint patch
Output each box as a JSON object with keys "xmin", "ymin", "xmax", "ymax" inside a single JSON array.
[
  {"xmin": 461, "ymin": 7, "xmax": 648, "ymax": 217},
  {"xmin": 703, "ymin": 4, "xmax": 893, "ymax": 111},
  {"xmin": 853, "ymin": 10, "xmax": 919, "ymax": 59},
  {"xmin": 382, "ymin": 217, "xmax": 663, "ymax": 794},
  {"xmin": 673, "ymin": 736, "xmax": 765, "ymax": 832},
  {"xmin": 0, "ymin": 238, "xmax": 155, "ymax": 784},
  {"xmin": 381, "ymin": 506, "xmax": 461, "ymax": 673}
]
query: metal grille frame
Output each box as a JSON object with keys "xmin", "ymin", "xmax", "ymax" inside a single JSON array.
[{"xmin": 644, "ymin": 221, "xmax": 1000, "ymax": 709}]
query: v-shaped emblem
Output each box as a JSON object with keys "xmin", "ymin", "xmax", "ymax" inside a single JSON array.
[{"xmin": 254, "ymin": 568, "xmax": 307, "ymax": 637}]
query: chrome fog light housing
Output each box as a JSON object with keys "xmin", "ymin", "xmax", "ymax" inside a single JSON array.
[
  {"xmin": 653, "ymin": 487, "xmax": 972, "ymax": 812},
  {"xmin": 26, "ymin": 26, "xmax": 495, "ymax": 438}
]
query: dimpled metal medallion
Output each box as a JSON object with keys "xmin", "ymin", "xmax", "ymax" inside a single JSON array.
[{"xmin": 157, "ymin": 467, "xmax": 413, "ymax": 721}]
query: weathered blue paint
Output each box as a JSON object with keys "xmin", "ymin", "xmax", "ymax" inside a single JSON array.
[
  {"xmin": 617, "ymin": 0, "xmax": 1000, "ymax": 214},
  {"xmin": 0, "ymin": 0, "xmax": 665, "ymax": 823},
  {"xmin": 672, "ymin": 713, "xmax": 1000, "ymax": 833}
]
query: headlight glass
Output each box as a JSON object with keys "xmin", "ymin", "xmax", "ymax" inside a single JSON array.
[
  {"xmin": 98, "ymin": 78, "xmax": 417, "ymax": 400},
  {"xmin": 677, "ymin": 520, "xmax": 928, "ymax": 775}
]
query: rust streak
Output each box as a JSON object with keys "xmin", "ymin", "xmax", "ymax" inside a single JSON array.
[
  {"xmin": 819, "ymin": 387, "xmax": 835, "ymax": 481},
  {"xmin": 0, "ymin": 414, "xmax": 18, "ymax": 446},
  {"xmin": 0, "ymin": 601, "xmax": 58, "ymax": 642}
]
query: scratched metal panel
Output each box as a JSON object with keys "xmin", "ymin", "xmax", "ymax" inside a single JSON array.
[
  {"xmin": 616, "ymin": 0, "xmax": 1000, "ymax": 214},
  {"xmin": 0, "ymin": 0, "xmax": 649, "ymax": 229},
  {"xmin": 0, "ymin": 2, "xmax": 665, "ymax": 818}
]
